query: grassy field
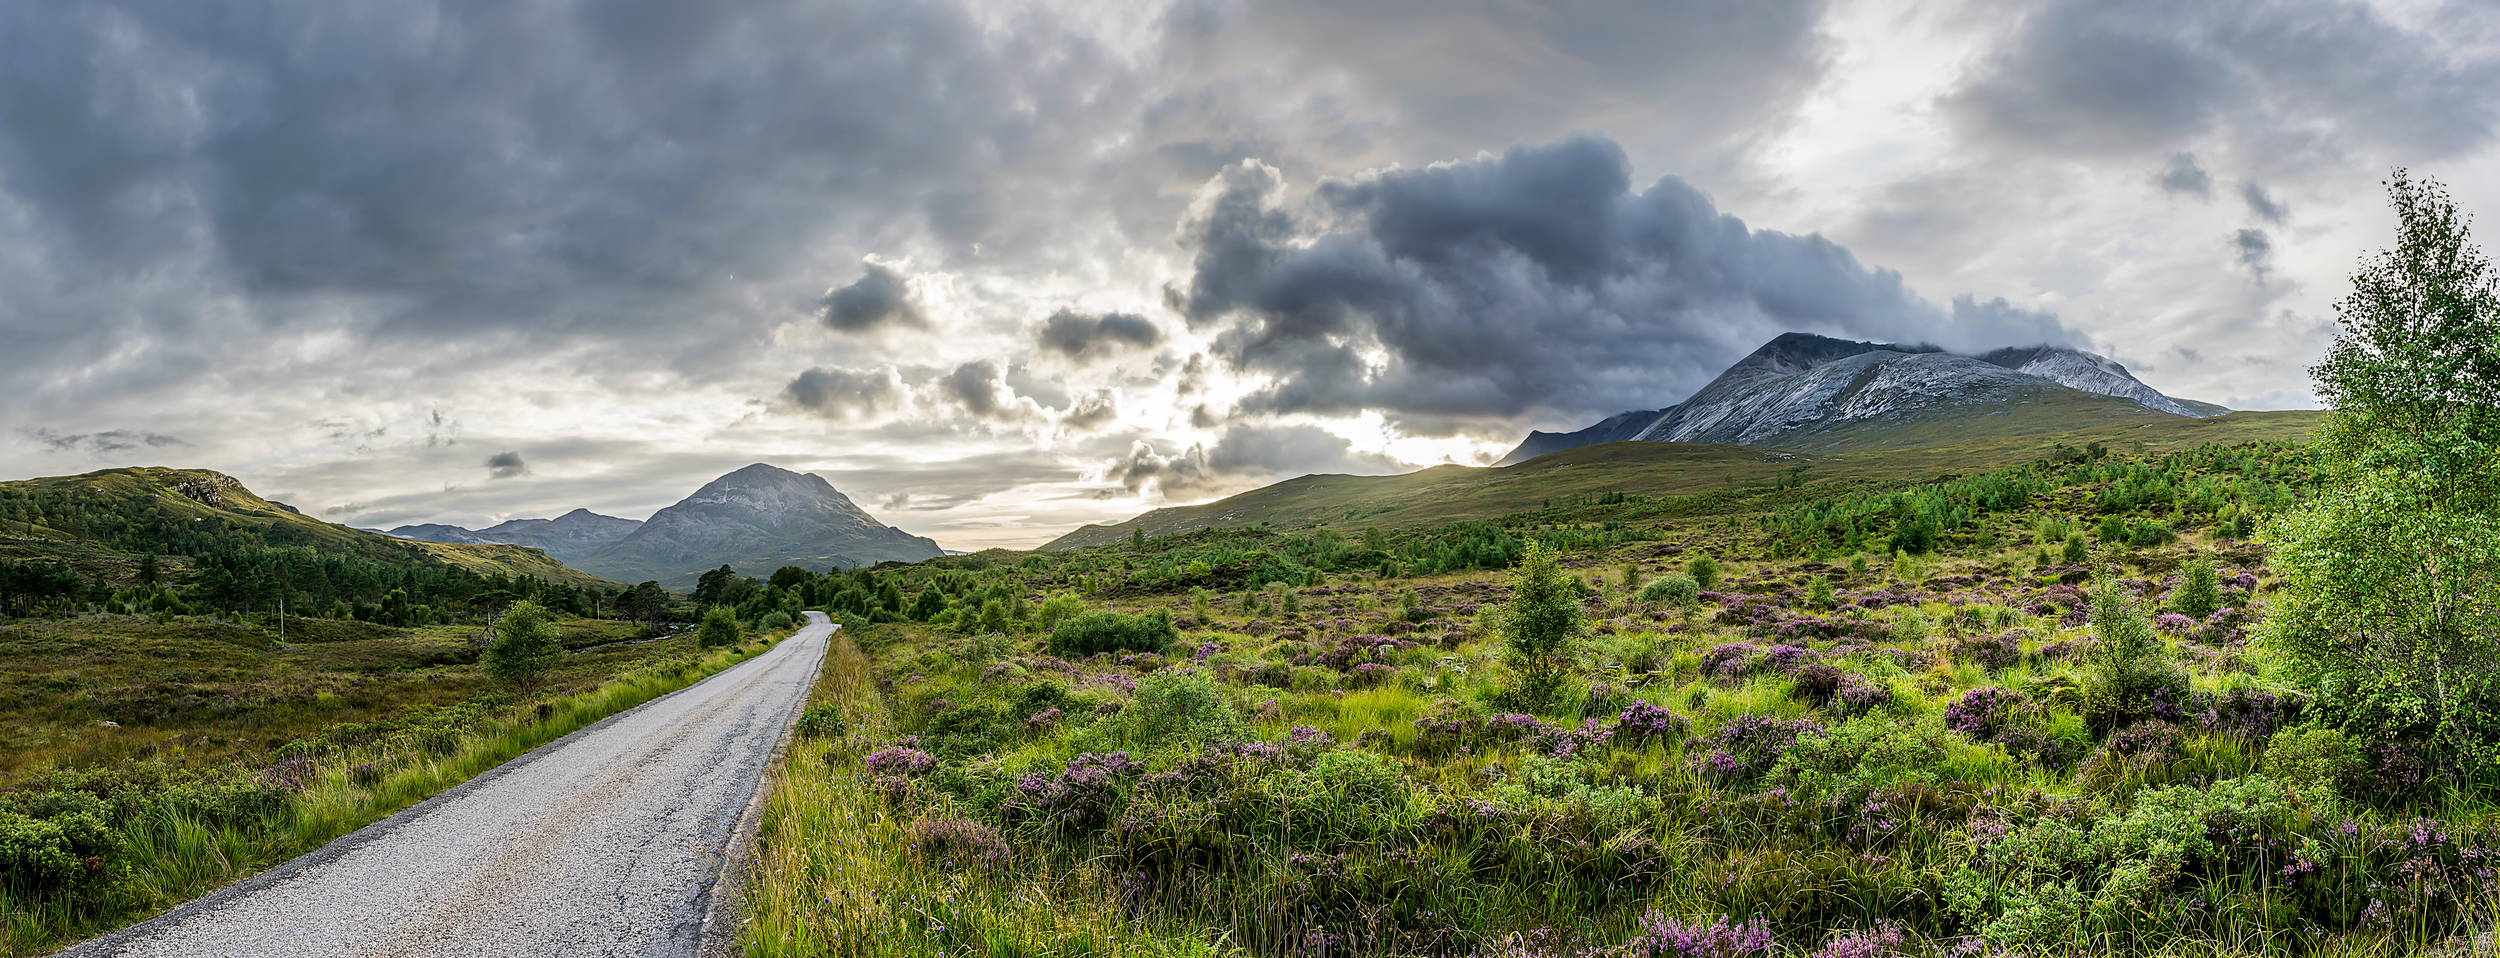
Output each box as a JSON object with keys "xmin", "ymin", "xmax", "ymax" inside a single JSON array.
[
  {"xmin": 0, "ymin": 611, "xmax": 783, "ymax": 955},
  {"xmin": 744, "ymin": 427, "xmax": 2500, "ymax": 957},
  {"xmin": 1043, "ymin": 411, "xmax": 2323, "ymax": 550}
]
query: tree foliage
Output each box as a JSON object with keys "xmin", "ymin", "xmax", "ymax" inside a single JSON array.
[
  {"xmin": 1497, "ymin": 540, "xmax": 1585, "ymax": 713},
  {"xmin": 2263, "ymin": 171, "xmax": 2500, "ymax": 785},
  {"xmin": 482, "ymin": 599, "xmax": 565, "ymax": 701}
]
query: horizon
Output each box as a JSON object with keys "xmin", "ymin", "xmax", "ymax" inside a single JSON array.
[{"xmin": 3, "ymin": 1, "xmax": 2493, "ymax": 550}]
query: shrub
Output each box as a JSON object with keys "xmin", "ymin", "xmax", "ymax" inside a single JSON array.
[
  {"xmin": 1614, "ymin": 700, "xmax": 1690, "ymax": 746},
  {"xmin": 795, "ymin": 704, "xmax": 847, "ymax": 738},
  {"xmin": 696, "ymin": 606, "xmax": 743, "ymax": 649},
  {"xmin": 1085, "ymin": 670, "xmax": 1244, "ymax": 752},
  {"xmin": 1686, "ymin": 556, "xmax": 1722, "ymax": 593},
  {"xmin": 1639, "ymin": 573, "xmax": 1701, "ymax": 607},
  {"xmin": 1890, "ymin": 608, "xmax": 1930, "ymax": 644},
  {"xmin": 2170, "ymin": 556, "xmax": 2222, "ymax": 619},
  {"xmin": 1699, "ymin": 715, "xmax": 1820, "ymax": 784},
  {"xmin": 0, "ymin": 808, "xmax": 116, "ymax": 899},
  {"xmin": 1807, "ymin": 575, "xmax": 1834, "ymax": 609},
  {"xmin": 2262, "ymin": 725, "xmax": 2352, "ymax": 798},
  {"xmin": 2080, "ymin": 576, "xmax": 2188, "ymax": 734},
  {"xmin": 2062, "ymin": 532, "xmax": 2089, "ymax": 564},
  {"xmin": 905, "ymin": 814, "xmax": 1011, "ymax": 871},
  {"xmin": 1036, "ymin": 593, "xmax": 1087, "ymax": 631},
  {"xmin": 1953, "ymin": 631, "xmax": 2023, "ymax": 672},
  {"xmin": 1047, "ymin": 609, "xmax": 1178, "ymax": 658}
]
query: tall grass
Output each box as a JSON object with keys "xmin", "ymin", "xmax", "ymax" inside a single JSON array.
[{"xmin": 0, "ymin": 634, "xmax": 786, "ymax": 956}]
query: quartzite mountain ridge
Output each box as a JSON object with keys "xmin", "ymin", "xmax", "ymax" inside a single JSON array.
[{"xmin": 1496, "ymin": 333, "xmax": 2228, "ymax": 464}]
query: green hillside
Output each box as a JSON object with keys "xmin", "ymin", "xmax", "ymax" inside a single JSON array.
[
  {"xmin": 1044, "ymin": 410, "xmax": 2323, "ymax": 550},
  {"xmin": 0, "ymin": 466, "xmax": 628, "ymax": 621}
]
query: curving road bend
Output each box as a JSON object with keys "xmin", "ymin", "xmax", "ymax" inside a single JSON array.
[{"xmin": 68, "ymin": 611, "xmax": 833, "ymax": 958}]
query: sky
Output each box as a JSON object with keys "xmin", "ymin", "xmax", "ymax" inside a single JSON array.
[{"xmin": 3, "ymin": 0, "xmax": 2496, "ymax": 551}]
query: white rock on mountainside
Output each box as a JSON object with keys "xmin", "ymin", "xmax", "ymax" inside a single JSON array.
[{"xmin": 1503, "ymin": 332, "xmax": 2227, "ymax": 462}]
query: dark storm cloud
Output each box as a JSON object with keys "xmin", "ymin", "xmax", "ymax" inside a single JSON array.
[
  {"xmin": 1168, "ymin": 136, "xmax": 2075, "ymax": 435},
  {"xmin": 1035, "ymin": 310, "xmax": 1163, "ymax": 361},
  {"xmin": 780, "ymin": 365, "xmax": 908, "ymax": 421},
  {"xmin": 484, "ymin": 451, "xmax": 528, "ymax": 479},
  {"xmin": 2240, "ymin": 182, "xmax": 2288, "ymax": 224},
  {"xmin": 818, "ymin": 264, "xmax": 927, "ymax": 333},
  {"xmin": 0, "ymin": 0, "xmax": 1151, "ymax": 406},
  {"xmin": 2156, "ymin": 152, "xmax": 2213, "ymax": 198},
  {"xmin": 1946, "ymin": 0, "xmax": 2500, "ymax": 159},
  {"xmin": 1110, "ymin": 423, "xmax": 1396, "ymax": 497},
  {"xmin": 27, "ymin": 428, "xmax": 188, "ymax": 455}
]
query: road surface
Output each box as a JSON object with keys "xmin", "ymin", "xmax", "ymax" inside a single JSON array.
[{"xmin": 68, "ymin": 611, "xmax": 832, "ymax": 958}]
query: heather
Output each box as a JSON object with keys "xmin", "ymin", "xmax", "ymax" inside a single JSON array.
[{"xmin": 743, "ymin": 436, "xmax": 2500, "ymax": 957}]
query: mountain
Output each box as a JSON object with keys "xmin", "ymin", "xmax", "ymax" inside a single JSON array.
[
  {"xmin": 1974, "ymin": 345, "xmax": 2231, "ymax": 417},
  {"xmin": 1042, "ymin": 410, "xmax": 2320, "ymax": 550},
  {"xmin": 572, "ymin": 464, "xmax": 943, "ymax": 589},
  {"xmin": 1499, "ymin": 333, "xmax": 2226, "ymax": 462},
  {"xmin": 476, "ymin": 509, "xmax": 644, "ymax": 563},
  {"xmin": 381, "ymin": 509, "xmax": 641, "ymax": 562},
  {"xmin": 381, "ymin": 522, "xmax": 506, "ymax": 546},
  {"xmin": 1495, "ymin": 408, "xmax": 1673, "ymax": 466}
]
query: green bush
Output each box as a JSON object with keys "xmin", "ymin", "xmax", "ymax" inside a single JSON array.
[
  {"xmin": 2170, "ymin": 556, "xmax": 2222, "ymax": 619},
  {"xmin": 795, "ymin": 704, "xmax": 847, "ymax": 739},
  {"xmin": 2080, "ymin": 577, "xmax": 2186, "ymax": 734},
  {"xmin": 1076, "ymin": 670, "xmax": 1243, "ymax": 753},
  {"xmin": 1637, "ymin": 573, "xmax": 1700, "ymax": 606},
  {"xmin": 1046, "ymin": 609, "xmax": 1177, "ymax": 658},
  {"xmin": 697, "ymin": 607, "xmax": 744, "ymax": 649},
  {"xmin": 1686, "ymin": 555, "xmax": 1721, "ymax": 592},
  {"xmin": 0, "ymin": 804, "xmax": 117, "ymax": 900},
  {"xmin": 2262, "ymin": 726, "xmax": 2352, "ymax": 799}
]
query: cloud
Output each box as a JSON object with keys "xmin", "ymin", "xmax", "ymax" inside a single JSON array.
[
  {"xmin": 28, "ymin": 428, "xmax": 189, "ymax": 456},
  {"xmin": 1167, "ymin": 136, "xmax": 2077, "ymax": 434},
  {"xmin": 1061, "ymin": 390, "xmax": 1122, "ymax": 431},
  {"xmin": 934, "ymin": 360, "xmax": 1052, "ymax": 425},
  {"xmin": 2155, "ymin": 152, "xmax": 2212, "ymax": 198},
  {"xmin": 1109, "ymin": 422, "xmax": 1399, "ymax": 499},
  {"xmin": 2240, "ymin": 182, "xmax": 2288, "ymax": 223},
  {"xmin": 817, "ymin": 263, "xmax": 927, "ymax": 333},
  {"xmin": 2233, "ymin": 228, "xmax": 2273, "ymax": 275},
  {"xmin": 484, "ymin": 451, "xmax": 528, "ymax": 479},
  {"xmin": 1944, "ymin": 0, "xmax": 2500, "ymax": 161},
  {"xmin": 781, "ymin": 365, "xmax": 911, "ymax": 422},
  {"xmin": 1034, "ymin": 309, "xmax": 1163, "ymax": 361}
]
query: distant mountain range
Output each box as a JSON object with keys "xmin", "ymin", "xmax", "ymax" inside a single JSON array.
[
  {"xmin": 378, "ymin": 464, "xmax": 943, "ymax": 590},
  {"xmin": 382, "ymin": 508, "xmax": 643, "ymax": 562},
  {"xmin": 1497, "ymin": 334, "xmax": 2226, "ymax": 464}
]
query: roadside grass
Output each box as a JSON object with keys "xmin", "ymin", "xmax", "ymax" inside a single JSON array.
[
  {"xmin": 0, "ymin": 626, "xmax": 792, "ymax": 956},
  {"xmin": 743, "ymin": 627, "xmax": 1241, "ymax": 958}
]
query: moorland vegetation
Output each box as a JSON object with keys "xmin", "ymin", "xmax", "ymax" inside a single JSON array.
[{"xmin": 735, "ymin": 174, "xmax": 2500, "ymax": 956}]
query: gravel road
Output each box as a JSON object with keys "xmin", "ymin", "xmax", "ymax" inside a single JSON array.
[{"xmin": 67, "ymin": 611, "xmax": 832, "ymax": 958}]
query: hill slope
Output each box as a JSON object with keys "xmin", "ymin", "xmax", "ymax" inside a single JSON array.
[
  {"xmin": 0, "ymin": 466, "xmax": 625, "ymax": 593},
  {"xmin": 574, "ymin": 464, "xmax": 941, "ymax": 589},
  {"xmin": 1043, "ymin": 410, "xmax": 2320, "ymax": 550}
]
